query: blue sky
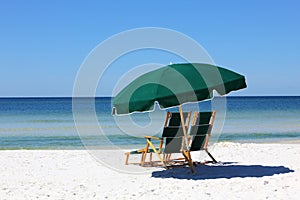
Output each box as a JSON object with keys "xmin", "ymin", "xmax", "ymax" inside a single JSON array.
[{"xmin": 0, "ymin": 0, "xmax": 299, "ymax": 96}]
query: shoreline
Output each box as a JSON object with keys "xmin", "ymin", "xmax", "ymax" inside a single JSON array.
[{"xmin": 1, "ymin": 139, "xmax": 300, "ymax": 151}]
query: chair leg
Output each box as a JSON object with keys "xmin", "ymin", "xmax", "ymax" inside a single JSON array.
[
  {"xmin": 141, "ymin": 152, "xmax": 147, "ymax": 166},
  {"xmin": 183, "ymin": 150, "xmax": 194, "ymax": 173},
  {"xmin": 125, "ymin": 152, "xmax": 130, "ymax": 165},
  {"xmin": 205, "ymin": 149, "xmax": 217, "ymax": 163},
  {"xmin": 150, "ymin": 153, "xmax": 152, "ymax": 163},
  {"xmin": 164, "ymin": 154, "xmax": 171, "ymax": 163}
]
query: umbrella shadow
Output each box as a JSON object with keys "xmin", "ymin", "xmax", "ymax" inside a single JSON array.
[{"xmin": 151, "ymin": 162, "xmax": 294, "ymax": 180}]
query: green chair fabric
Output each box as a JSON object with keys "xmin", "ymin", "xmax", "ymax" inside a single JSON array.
[
  {"xmin": 189, "ymin": 125, "xmax": 210, "ymax": 151},
  {"xmin": 168, "ymin": 112, "xmax": 189, "ymax": 127},
  {"xmin": 162, "ymin": 127, "xmax": 184, "ymax": 154}
]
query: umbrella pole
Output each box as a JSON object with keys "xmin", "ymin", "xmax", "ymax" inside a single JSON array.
[
  {"xmin": 179, "ymin": 105, "xmax": 194, "ymax": 173},
  {"xmin": 179, "ymin": 105, "xmax": 188, "ymax": 148}
]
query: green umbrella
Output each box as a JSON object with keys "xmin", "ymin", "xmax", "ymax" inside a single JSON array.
[
  {"xmin": 113, "ymin": 63, "xmax": 246, "ymax": 115},
  {"xmin": 113, "ymin": 63, "xmax": 246, "ymax": 171}
]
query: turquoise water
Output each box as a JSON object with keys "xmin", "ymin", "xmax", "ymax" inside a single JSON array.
[{"xmin": 0, "ymin": 97, "xmax": 300, "ymax": 149}]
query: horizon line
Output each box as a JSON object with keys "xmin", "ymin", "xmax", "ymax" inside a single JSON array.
[{"xmin": 1, "ymin": 95, "xmax": 300, "ymax": 98}]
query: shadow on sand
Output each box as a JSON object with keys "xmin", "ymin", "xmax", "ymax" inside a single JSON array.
[{"xmin": 151, "ymin": 162, "xmax": 294, "ymax": 180}]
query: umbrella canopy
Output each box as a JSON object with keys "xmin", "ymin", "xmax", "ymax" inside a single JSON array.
[{"xmin": 113, "ymin": 63, "xmax": 247, "ymax": 115}]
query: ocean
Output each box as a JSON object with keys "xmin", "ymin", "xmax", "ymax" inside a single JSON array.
[{"xmin": 0, "ymin": 97, "xmax": 300, "ymax": 149}]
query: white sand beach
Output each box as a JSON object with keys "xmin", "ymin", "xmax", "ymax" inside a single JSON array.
[{"xmin": 1, "ymin": 142, "xmax": 300, "ymax": 199}]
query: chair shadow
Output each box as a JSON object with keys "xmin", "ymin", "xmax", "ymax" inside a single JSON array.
[{"xmin": 151, "ymin": 162, "xmax": 294, "ymax": 180}]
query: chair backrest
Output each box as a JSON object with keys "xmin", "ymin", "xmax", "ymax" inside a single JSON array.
[
  {"xmin": 189, "ymin": 111, "xmax": 216, "ymax": 151},
  {"xmin": 162, "ymin": 127, "xmax": 184, "ymax": 153}
]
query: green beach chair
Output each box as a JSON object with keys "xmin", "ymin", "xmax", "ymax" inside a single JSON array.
[
  {"xmin": 142, "ymin": 126, "xmax": 186, "ymax": 167},
  {"xmin": 140, "ymin": 112, "xmax": 194, "ymax": 168},
  {"xmin": 124, "ymin": 112, "xmax": 191, "ymax": 165},
  {"xmin": 189, "ymin": 111, "xmax": 217, "ymax": 163}
]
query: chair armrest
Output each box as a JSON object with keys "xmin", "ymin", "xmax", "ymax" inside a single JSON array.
[{"xmin": 144, "ymin": 135, "xmax": 163, "ymax": 140}]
